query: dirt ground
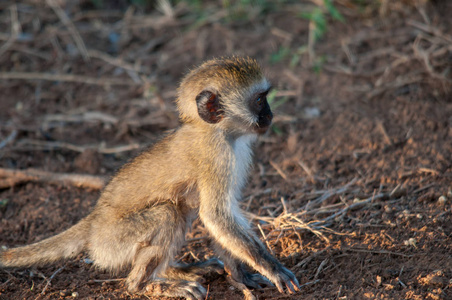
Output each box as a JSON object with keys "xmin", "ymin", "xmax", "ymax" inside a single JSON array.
[{"xmin": 0, "ymin": 1, "xmax": 451, "ymax": 299}]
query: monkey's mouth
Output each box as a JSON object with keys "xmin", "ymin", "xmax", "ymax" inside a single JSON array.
[
  {"xmin": 255, "ymin": 125, "xmax": 270, "ymax": 134},
  {"xmin": 254, "ymin": 120, "xmax": 272, "ymax": 134},
  {"xmin": 254, "ymin": 113, "xmax": 272, "ymax": 134}
]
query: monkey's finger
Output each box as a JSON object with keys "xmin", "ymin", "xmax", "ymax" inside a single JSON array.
[
  {"xmin": 291, "ymin": 277, "xmax": 301, "ymax": 291},
  {"xmin": 250, "ymin": 274, "xmax": 273, "ymax": 287},
  {"xmin": 179, "ymin": 290, "xmax": 200, "ymax": 300},
  {"xmin": 182, "ymin": 286, "xmax": 205, "ymax": 300},
  {"xmin": 284, "ymin": 280, "xmax": 296, "ymax": 294},
  {"xmin": 207, "ymin": 258, "xmax": 225, "ymax": 274},
  {"xmin": 186, "ymin": 281, "xmax": 206, "ymax": 297},
  {"xmin": 282, "ymin": 267, "xmax": 300, "ymax": 292},
  {"xmin": 274, "ymin": 279, "xmax": 285, "ymax": 294},
  {"xmin": 242, "ymin": 278, "xmax": 261, "ymax": 289}
]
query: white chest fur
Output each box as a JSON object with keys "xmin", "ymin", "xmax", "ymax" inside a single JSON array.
[{"xmin": 231, "ymin": 134, "xmax": 257, "ymax": 198}]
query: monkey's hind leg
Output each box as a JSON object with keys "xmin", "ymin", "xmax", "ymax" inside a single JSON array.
[
  {"xmin": 122, "ymin": 204, "xmax": 206, "ymax": 300},
  {"xmin": 127, "ymin": 246, "xmax": 207, "ymax": 300}
]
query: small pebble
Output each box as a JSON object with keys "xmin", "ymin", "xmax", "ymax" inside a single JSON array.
[
  {"xmin": 438, "ymin": 195, "xmax": 447, "ymax": 205},
  {"xmin": 84, "ymin": 258, "xmax": 94, "ymax": 264},
  {"xmin": 72, "ymin": 292, "xmax": 79, "ymax": 297},
  {"xmin": 404, "ymin": 238, "xmax": 417, "ymax": 247}
]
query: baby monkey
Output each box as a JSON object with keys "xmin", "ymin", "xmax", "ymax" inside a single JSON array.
[{"xmin": 0, "ymin": 57, "xmax": 300, "ymax": 299}]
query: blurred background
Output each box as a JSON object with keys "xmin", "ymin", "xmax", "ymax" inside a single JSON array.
[{"xmin": 0, "ymin": 1, "xmax": 451, "ymax": 299}]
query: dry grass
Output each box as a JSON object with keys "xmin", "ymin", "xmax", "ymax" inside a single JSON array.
[{"xmin": 0, "ymin": 1, "xmax": 451, "ymax": 299}]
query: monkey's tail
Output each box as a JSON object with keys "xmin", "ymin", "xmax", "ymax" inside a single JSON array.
[{"xmin": 0, "ymin": 216, "xmax": 91, "ymax": 268}]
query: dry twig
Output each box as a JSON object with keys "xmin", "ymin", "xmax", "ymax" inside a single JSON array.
[
  {"xmin": 0, "ymin": 4, "xmax": 19, "ymax": 57},
  {"xmin": 41, "ymin": 266, "xmax": 65, "ymax": 295},
  {"xmin": 226, "ymin": 275, "xmax": 256, "ymax": 300},
  {"xmin": 14, "ymin": 139, "xmax": 143, "ymax": 154},
  {"xmin": 46, "ymin": 0, "xmax": 90, "ymax": 61},
  {"xmin": 0, "ymin": 168, "xmax": 106, "ymax": 190},
  {"xmin": 0, "ymin": 71, "xmax": 139, "ymax": 86},
  {"xmin": 0, "ymin": 129, "xmax": 17, "ymax": 150},
  {"xmin": 269, "ymin": 160, "xmax": 288, "ymax": 181}
]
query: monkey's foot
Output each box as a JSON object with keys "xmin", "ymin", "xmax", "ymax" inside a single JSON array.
[
  {"xmin": 166, "ymin": 258, "xmax": 224, "ymax": 282},
  {"xmin": 144, "ymin": 279, "xmax": 206, "ymax": 300}
]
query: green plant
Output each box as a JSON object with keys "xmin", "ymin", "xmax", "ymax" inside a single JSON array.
[
  {"xmin": 270, "ymin": 46, "xmax": 292, "ymax": 64},
  {"xmin": 267, "ymin": 89, "xmax": 289, "ymax": 110},
  {"xmin": 299, "ymin": 0, "xmax": 344, "ymax": 62}
]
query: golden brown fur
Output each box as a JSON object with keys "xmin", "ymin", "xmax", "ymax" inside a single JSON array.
[{"xmin": 0, "ymin": 57, "xmax": 299, "ymax": 299}]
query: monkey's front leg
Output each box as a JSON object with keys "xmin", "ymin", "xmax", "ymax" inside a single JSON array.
[{"xmin": 200, "ymin": 198, "xmax": 300, "ymax": 294}]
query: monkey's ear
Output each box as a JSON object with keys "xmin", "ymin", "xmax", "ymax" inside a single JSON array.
[{"xmin": 195, "ymin": 90, "xmax": 224, "ymax": 124}]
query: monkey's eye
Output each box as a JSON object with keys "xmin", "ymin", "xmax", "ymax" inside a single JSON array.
[{"xmin": 256, "ymin": 95, "xmax": 265, "ymax": 106}]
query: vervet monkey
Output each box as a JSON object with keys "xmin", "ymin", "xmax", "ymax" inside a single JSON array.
[{"xmin": 1, "ymin": 57, "xmax": 300, "ymax": 299}]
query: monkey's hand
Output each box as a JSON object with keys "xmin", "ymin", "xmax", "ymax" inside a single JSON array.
[
  {"xmin": 199, "ymin": 187, "xmax": 300, "ymax": 294},
  {"xmin": 264, "ymin": 263, "xmax": 300, "ymax": 294},
  {"xmin": 226, "ymin": 262, "xmax": 273, "ymax": 289}
]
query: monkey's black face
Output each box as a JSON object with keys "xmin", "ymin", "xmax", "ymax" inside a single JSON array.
[
  {"xmin": 250, "ymin": 91, "xmax": 273, "ymax": 134},
  {"xmin": 195, "ymin": 86, "xmax": 272, "ymax": 135}
]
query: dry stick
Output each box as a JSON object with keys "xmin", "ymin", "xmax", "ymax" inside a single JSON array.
[
  {"xmin": 226, "ymin": 275, "xmax": 256, "ymax": 300},
  {"xmin": 269, "ymin": 160, "xmax": 288, "ymax": 181},
  {"xmin": 302, "ymin": 178, "xmax": 357, "ymax": 211},
  {"xmin": 88, "ymin": 49, "xmax": 140, "ymax": 73},
  {"xmin": 298, "ymin": 159, "xmax": 315, "ymax": 181},
  {"xmin": 373, "ymin": 55, "xmax": 411, "ymax": 87},
  {"xmin": 376, "ymin": 120, "xmax": 392, "ymax": 145},
  {"xmin": 44, "ymin": 111, "xmax": 119, "ymax": 125},
  {"xmin": 41, "ymin": 266, "xmax": 65, "ymax": 295},
  {"xmin": 407, "ymin": 19, "xmax": 452, "ymax": 44},
  {"xmin": 314, "ymin": 258, "xmax": 328, "ymax": 280},
  {"xmin": 0, "ymin": 278, "xmax": 12, "ymax": 287},
  {"xmin": 343, "ymin": 247, "xmax": 412, "ymax": 257},
  {"xmin": 366, "ymin": 75, "xmax": 424, "ymax": 100},
  {"xmin": 89, "ymin": 278, "xmax": 124, "ymax": 283},
  {"xmin": 412, "ymin": 36, "xmax": 451, "ymax": 82},
  {"xmin": 301, "ymin": 202, "xmax": 345, "ymax": 216},
  {"xmin": 294, "ymin": 248, "xmax": 328, "ymax": 269},
  {"xmin": 300, "ymin": 279, "xmax": 320, "ymax": 289},
  {"xmin": 288, "ymin": 215, "xmax": 329, "ymax": 242},
  {"xmin": 0, "ymin": 4, "xmax": 19, "ymax": 57},
  {"xmin": 251, "ymin": 211, "xmax": 332, "ymax": 242},
  {"xmin": 87, "ymin": 49, "xmax": 144, "ymax": 84},
  {"xmin": 46, "ymin": 0, "xmax": 90, "ymax": 61},
  {"xmin": 9, "ymin": 45, "xmax": 52, "ymax": 61},
  {"xmin": 0, "ymin": 129, "xmax": 17, "ymax": 149},
  {"xmin": 0, "ymin": 168, "xmax": 106, "ymax": 190},
  {"xmin": 313, "ymin": 193, "xmax": 387, "ymax": 226},
  {"xmin": 0, "ymin": 71, "xmax": 138, "ymax": 86},
  {"xmin": 14, "ymin": 139, "xmax": 143, "ymax": 154},
  {"xmin": 257, "ymin": 223, "xmax": 274, "ymax": 255}
]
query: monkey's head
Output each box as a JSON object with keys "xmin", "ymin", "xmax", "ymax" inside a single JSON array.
[{"xmin": 177, "ymin": 56, "xmax": 273, "ymax": 135}]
